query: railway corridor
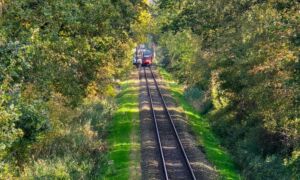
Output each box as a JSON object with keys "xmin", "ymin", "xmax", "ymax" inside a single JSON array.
[{"xmin": 139, "ymin": 66, "xmax": 218, "ymax": 180}]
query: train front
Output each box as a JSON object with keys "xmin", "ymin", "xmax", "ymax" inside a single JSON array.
[{"xmin": 142, "ymin": 49, "xmax": 153, "ymax": 66}]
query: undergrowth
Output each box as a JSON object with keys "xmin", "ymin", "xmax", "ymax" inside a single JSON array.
[{"xmin": 17, "ymin": 93, "xmax": 114, "ymax": 179}]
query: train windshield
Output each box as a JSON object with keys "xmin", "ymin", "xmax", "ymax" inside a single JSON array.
[{"xmin": 144, "ymin": 50, "xmax": 152, "ymax": 56}]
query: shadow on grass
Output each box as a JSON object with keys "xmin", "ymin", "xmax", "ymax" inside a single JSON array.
[{"xmin": 101, "ymin": 79, "xmax": 140, "ymax": 180}]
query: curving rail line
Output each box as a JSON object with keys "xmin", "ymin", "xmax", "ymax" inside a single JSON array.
[{"xmin": 143, "ymin": 66, "xmax": 196, "ymax": 180}]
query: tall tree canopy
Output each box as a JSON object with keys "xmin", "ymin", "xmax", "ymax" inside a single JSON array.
[
  {"xmin": 0, "ymin": 0, "xmax": 150, "ymax": 177},
  {"xmin": 154, "ymin": 0, "xmax": 299, "ymax": 178}
]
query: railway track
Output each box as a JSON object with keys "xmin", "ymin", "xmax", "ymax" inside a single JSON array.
[{"xmin": 143, "ymin": 66, "xmax": 196, "ymax": 180}]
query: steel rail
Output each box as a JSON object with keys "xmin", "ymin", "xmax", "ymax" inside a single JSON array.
[
  {"xmin": 143, "ymin": 67, "xmax": 169, "ymax": 180},
  {"xmin": 149, "ymin": 66, "xmax": 197, "ymax": 180}
]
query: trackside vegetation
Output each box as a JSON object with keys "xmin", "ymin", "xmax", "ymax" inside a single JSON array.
[
  {"xmin": 101, "ymin": 76, "xmax": 141, "ymax": 179},
  {"xmin": 158, "ymin": 67, "xmax": 240, "ymax": 179}
]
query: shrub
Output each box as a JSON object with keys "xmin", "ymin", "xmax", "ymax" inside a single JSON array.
[
  {"xmin": 17, "ymin": 104, "xmax": 49, "ymax": 140},
  {"xmin": 184, "ymin": 86, "xmax": 212, "ymax": 114}
]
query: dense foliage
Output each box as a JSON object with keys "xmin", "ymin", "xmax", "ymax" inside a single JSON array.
[
  {"xmin": 1, "ymin": 0, "xmax": 298, "ymax": 178},
  {"xmin": 0, "ymin": 0, "xmax": 149, "ymax": 178},
  {"xmin": 154, "ymin": 0, "xmax": 299, "ymax": 178}
]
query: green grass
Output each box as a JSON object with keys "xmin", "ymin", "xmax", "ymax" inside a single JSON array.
[
  {"xmin": 158, "ymin": 67, "xmax": 241, "ymax": 180},
  {"xmin": 102, "ymin": 78, "xmax": 140, "ymax": 180}
]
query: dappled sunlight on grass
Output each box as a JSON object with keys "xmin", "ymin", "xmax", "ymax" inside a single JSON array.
[
  {"xmin": 102, "ymin": 74, "xmax": 140, "ymax": 179},
  {"xmin": 117, "ymin": 108, "xmax": 139, "ymax": 113},
  {"xmin": 119, "ymin": 79, "xmax": 139, "ymax": 85},
  {"xmin": 184, "ymin": 110, "xmax": 201, "ymax": 119},
  {"xmin": 119, "ymin": 102, "xmax": 139, "ymax": 107}
]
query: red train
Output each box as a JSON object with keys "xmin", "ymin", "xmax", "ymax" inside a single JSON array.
[
  {"xmin": 141, "ymin": 49, "xmax": 153, "ymax": 66},
  {"xmin": 133, "ymin": 44, "xmax": 155, "ymax": 67}
]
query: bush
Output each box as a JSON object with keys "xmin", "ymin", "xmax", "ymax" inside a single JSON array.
[
  {"xmin": 18, "ymin": 97, "xmax": 114, "ymax": 178},
  {"xmin": 17, "ymin": 104, "xmax": 49, "ymax": 140},
  {"xmin": 183, "ymin": 86, "xmax": 212, "ymax": 114}
]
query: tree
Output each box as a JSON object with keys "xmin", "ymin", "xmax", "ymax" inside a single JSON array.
[
  {"xmin": 154, "ymin": 0, "xmax": 300, "ymax": 178},
  {"xmin": 0, "ymin": 0, "xmax": 148, "ymax": 177}
]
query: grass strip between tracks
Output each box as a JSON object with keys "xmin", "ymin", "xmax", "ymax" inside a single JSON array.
[
  {"xmin": 102, "ymin": 73, "xmax": 140, "ymax": 179},
  {"xmin": 158, "ymin": 67, "xmax": 241, "ymax": 180}
]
